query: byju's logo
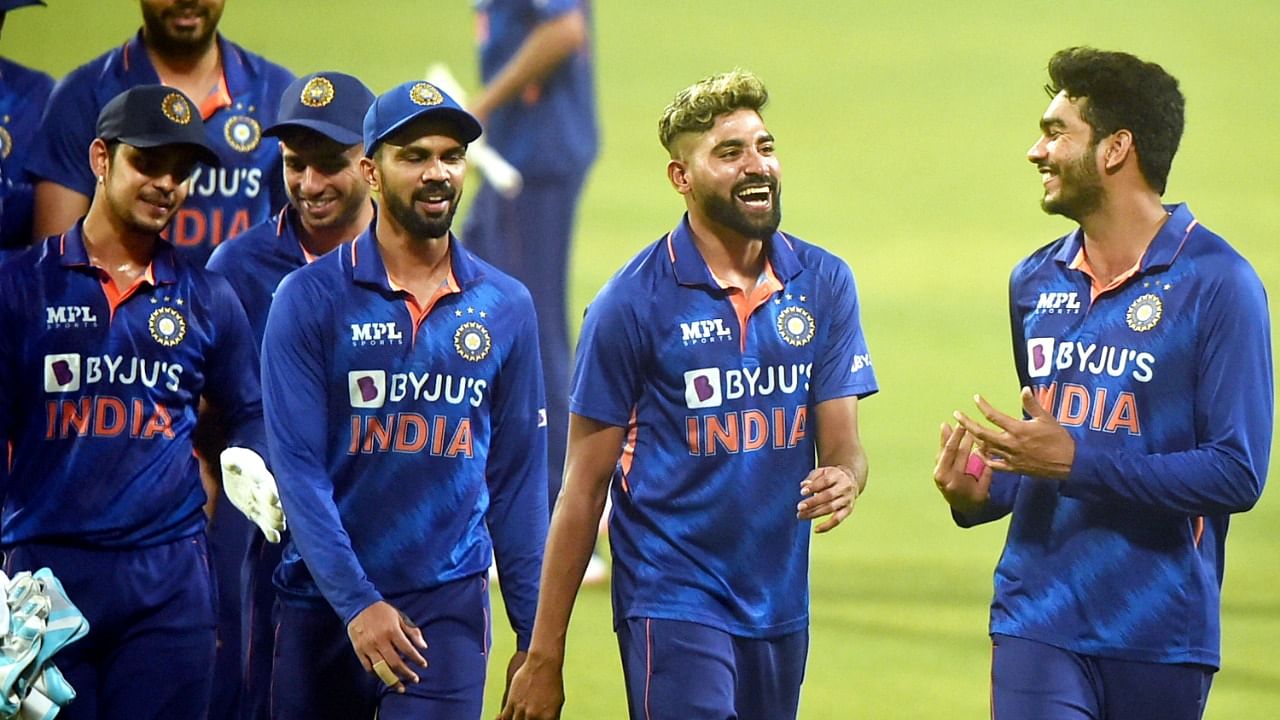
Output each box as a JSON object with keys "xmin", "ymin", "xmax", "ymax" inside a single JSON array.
[
  {"xmin": 350, "ymin": 322, "xmax": 403, "ymax": 346},
  {"xmin": 45, "ymin": 305, "xmax": 98, "ymax": 328},
  {"xmin": 1035, "ymin": 291, "xmax": 1082, "ymax": 314},
  {"xmin": 679, "ymin": 318, "xmax": 733, "ymax": 346},
  {"xmin": 1026, "ymin": 338, "xmax": 1055, "ymax": 378},
  {"xmin": 44, "ymin": 354, "xmax": 82, "ymax": 392},
  {"xmin": 348, "ymin": 370, "xmax": 387, "ymax": 408},
  {"xmin": 684, "ymin": 368, "xmax": 723, "ymax": 409}
]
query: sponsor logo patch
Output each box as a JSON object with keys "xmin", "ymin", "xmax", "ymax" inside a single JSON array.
[
  {"xmin": 44, "ymin": 354, "xmax": 81, "ymax": 393},
  {"xmin": 349, "ymin": 370, "xmax": 387, "ymax": 408}
]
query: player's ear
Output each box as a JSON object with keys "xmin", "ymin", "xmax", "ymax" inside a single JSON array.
[
  {"xmin": 89, "ymin": 139, "xmax": 111, "ymax": 182},
  {"xmin": 1100, "ymin": 129, "xmax": 1134, "ymax": 173},
  {"xmin": 668, "ymin": 158, "xmax": 691, "ymax": 195},
  {"xmin": 359, "ymin": 156, "xmax": 380, "ymax": 193}
]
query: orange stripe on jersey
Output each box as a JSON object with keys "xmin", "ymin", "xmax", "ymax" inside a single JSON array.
[
  {"xmin": 711, "ymin": 261, "xmax": 783, "ymax": 352},
  {"xmin": 1193, "ymin": 516, "xmax": 1205, "ymax": 546},
  {"xmin": 665, "ymin": 232, "xmax": 677, "ymax": 264},
  {"xmin": 198, "ymin": 73, "xmax": 233, "ymax": 120},
  {"xmin": 98, "ymin": 265, "xmax": 157, "ymax": 322},
  {"xmin": 619, "ymin": 407, "xmax": 639, "ymax": 494},
  {"xmin": 394, "ymin": 271, "xmax": 461, "ymax": 346},
  {"xmin": 1069, "ymin": 248, "xmax": 1142, "ymax": 303}
]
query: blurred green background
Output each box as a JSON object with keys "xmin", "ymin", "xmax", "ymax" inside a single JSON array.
[{"xmin": 6, "ymin": 1, "xmax": 1277, "ymax": 717}]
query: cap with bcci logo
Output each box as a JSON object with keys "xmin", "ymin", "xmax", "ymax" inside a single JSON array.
[
  {"xmin": 265, "ymin": 72, "xmax": 375, "ymax": 146},
  {"xmin": 95, "ymin": 85, "xmax": 221, "ymax": 167},
  {"xmin": 362, "ymin": 80, "xmax": 482, "ymax": 157}
]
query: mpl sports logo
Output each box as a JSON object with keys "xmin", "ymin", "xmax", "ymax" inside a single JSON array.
[
  {"xmin": 45, "ymin": 305, "xmax": 99, "ymax": 329},
  {"xmin": 679, "ymin": 318, "xmax": 733, "ymax": 346},
  {"xmin": 1034, "ymin": 290, "xmax": 1082, "ymax": 315},
  {"xmin": 350, "ymin": 321, "xmax": 404, "ymax": 346}
]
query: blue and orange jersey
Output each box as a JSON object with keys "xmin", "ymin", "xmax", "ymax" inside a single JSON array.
[
  {"xmin": 206, "ymin": 206, "xmax": 335, "ymax": 344},
  {"xmin": 260, "ymin": 227, "xmax": 548, "ymax": 644},
  {"xmin": 958, "ymin": 203, "xmax": 1273, "ymax": 668},
  {"xmin": 475, "ymin": 0, "xmax": 597, "ymax": 178},
  {"xmin": 25, "ymin": 32, "xmax": 294, "ymax": 264},
  {"xmin": 0, "ymin": 57, "xmax": 55, "ymax": 249},
  {"xmin": 0, "ymin": 223, "xmax": 265, "ymax": 548},
  {"xmin": 571, "ymin": 216, "xmax": 878, "ymax": 638}
]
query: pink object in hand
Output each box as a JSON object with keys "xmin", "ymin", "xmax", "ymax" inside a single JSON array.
[{"xmin": 964, "ymin": 454, "xmax": 986, "ymax": 479}]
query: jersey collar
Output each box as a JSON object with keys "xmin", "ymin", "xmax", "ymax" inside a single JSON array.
[
  {"xmin": 58, "ymin": 220, "xmax": 179, "ymax": 286},
  {"xmin": 666, "ymin": 213, "xmax": 803, "ymax": 289},
  {"xmin": 119, "ymin": 31, "xmax": 258, "ymax": 117},
  {"xmin": 348, "ymin": 224, "xmax": 482, "ymax": 293},
  {"xmin": 1054, "ymin": 202, "xmax": 1198, "ymax": 274}
]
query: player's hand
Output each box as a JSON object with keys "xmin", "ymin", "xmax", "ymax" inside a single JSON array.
[
  {"xmin": 346, "ymin": 601, "xmax": 428, "ymax": 694},
  {"xmin": 933, "ymin": 422, "xmax": 992, "ymax": 514},
  {"xmin": 797, "ymin": 464, "xmax": 858, "ymax": 533},
  {"xmin": 220, "ymin": 447, "xmax": 286, "ymax": 542},
  {"xmin": 496, "ymin": 651, "xmax": 565, "ymax": 720},
  {"xmin": 500, "ymin": 650, "xmax": 528, "ymax": 707},
  {"xmin": 952, "ymin": 388, "xmax": 1074, "ymax": 480}
]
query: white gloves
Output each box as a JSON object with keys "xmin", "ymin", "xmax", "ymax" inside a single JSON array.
[{"xmin": 220, "ymin": 447, "xmax": 286, "ymax": 543}]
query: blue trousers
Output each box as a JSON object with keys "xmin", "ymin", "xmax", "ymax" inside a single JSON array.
[
  {"xmin": 616, "ymin": 617, "xmax": 808, "ymax": 720},
  {"xmin": 4, "ymin": 535, "xmax": 217, "ymax": 720},
  {"xmin": 991, "ymin": 633, "xmax": 1214, "ymax": 720},
  {"xmin": 463, "ymin": 174, "xmax": 587, "ymax": 513}
]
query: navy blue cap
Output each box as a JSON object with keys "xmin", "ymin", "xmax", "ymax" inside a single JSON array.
[
  {"xmin": 0, "ymin": 0, "xmax": 46, "ymax": 11},
  {"xmin": 362, "ymin": 80, "xmax": 482, "ymax": 158},
  {"xmin": 265, "ymin": 72, "xmax": 374, "ymax": 146},
  {"xmin": 96, "ymin": 85, "xmax": 221, "ymax": 167}
]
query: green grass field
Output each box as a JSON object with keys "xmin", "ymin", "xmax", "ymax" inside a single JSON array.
[{"xmin": 7, "ymin": 2, "xmax": 1279, "ymax": 717}]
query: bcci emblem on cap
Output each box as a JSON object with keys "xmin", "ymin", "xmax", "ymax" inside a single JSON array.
[
  {"xmin": 454, "ymin": 322, "xmax": 491, "ymax": 362},
  {"xmin": 224, "ymin": 115, "xmax": 262, "ymax": 153},
  {"xmin": 409, "ymin": 82, "xmax": 444, "ymax": 107},
  {"xmin": 161, "ymin": 93, "xmax": 193, "ymax": 125},
  {"xmin": 149, "ymin": 307, "xmax": 187, "ymax": 347},
  {"xmin": 776, "ymin": 306, "xmax": 815, "ymax": 347},
  {"xmin": 301, "ymin": 76, "xmax": 336, "ymax": 108}
]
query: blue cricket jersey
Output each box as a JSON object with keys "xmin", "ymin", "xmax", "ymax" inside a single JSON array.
[
  {"xmin": 0, "ymin": 57, "xmax": 55, "ymax": 248},
  {"xmin": 25, "ymin": 31, "xmax": 294, "ymax": 265},
  {"xmin": 260, "ymin": 228, "xmax": 548, "ymax": 645},
  {"xmin": 0, "ymin": 223, "xmax": 266, "ymax": 548},
  {"xmin": 571, "ymin": 216, "xmax": 878, "ymax": 638},
  {"xmin": 475, "ymin": 0, "xmax": 597, "ymax": 178},
  {"xmin": 206, "ymin": 206, "xmax": 336, "ymax": 343},
  {"xmin": 959, "ymin": 203, "xmax": 1272, "ymax": 668}
]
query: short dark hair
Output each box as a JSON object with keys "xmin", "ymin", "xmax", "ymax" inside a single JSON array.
[{"xmin": 1045, "ymin": 47, "xmax": 1184, "ymax": 194}]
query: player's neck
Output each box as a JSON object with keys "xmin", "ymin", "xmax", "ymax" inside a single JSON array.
[
  {"xmin": 81, "ymin": 205, "xmax": 158, "ymax": 287},
  {"xmin": 299, "ymin": 201, "xmax": 375, "ymax": 258},
  {"xmin": 686, "ymin": 212, "xmax": 766, "ymax": 293},
  {"xmin": 1078, "ymin": 191, "xmax": 1169, "ymax": 283},
  {"xmin": 144, "ymin": 34, "xmax": 222, "ymax": 105},
  {"xmin": 375, "ymin": 218, "xmax": 452, "ymax": 300}
]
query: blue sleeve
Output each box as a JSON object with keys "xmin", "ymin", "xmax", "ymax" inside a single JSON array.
[
  {"xmin": 262, "ymin": 273, "xmax": 381, "ymax": 624},
  {"xmin": 532, "ymin": 0, "xmax": 583, "ymax": 21},
  {"xmin": 202, "ymin": 275, "xmax": 266, "ymax": 459},
  {"xmin": 568, "ymin": 283, "xmax": 645, "ymax": 428},
  {"xmin": 25, "ymin": 71, "xmax": 98, "ymax": 197},
  {"xmin": 1062, "ymin": 263, "xmax": 1272, "ymax": 515},
  {"xmin": 485, "ymin": 298, "xmax": 549, "ymax": 650},
  {"xmin": 811, "ymin": 256, "xmax": 877, "ymax": 402}
]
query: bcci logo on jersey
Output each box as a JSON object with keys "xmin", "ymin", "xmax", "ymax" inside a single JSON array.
[
  {"xmin": 44, "ymin": 354, "xmax": 81, "ymax": 393},
  {"xmin": 46, "ymin": 305, "xmax": 99, "ymax": 329},
  {"xmin": 1035, "ymin": 291, "xmax": 1082, "ymax": 314},
  {"xmin": 351, "ymin": 321, "xmax": 404, "ymax": 346},
  {"xmin": 680, "ymin": 318, "xmax": 733, "ymax": 346}
]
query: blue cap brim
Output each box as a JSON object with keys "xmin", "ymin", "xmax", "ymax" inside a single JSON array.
[
  {"xmin": 115, "ymin": 134, "xmax": 222, "ymax": 168},
  {"xmin": 264, "ymin": 119, "xmax": 363, "ymax": 147},
  {"xmin": 365, "ymin": 107, "xmax": 482, "ymax": 158}
]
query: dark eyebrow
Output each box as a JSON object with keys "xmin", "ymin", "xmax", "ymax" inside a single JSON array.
[
  {"xmin": 1040, "ymin": 117, "xmax": 1068, "ymax": 132},
  {"xmin": 710, "ymin": 138, "xmax": 746, "ymax": 154}
]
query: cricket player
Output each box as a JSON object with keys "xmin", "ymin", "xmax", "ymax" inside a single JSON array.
[
  {"xmin": 0, "ymin": 85, "xmax": 267, "ymax": 720},
  {"xmin": 0, "ymin": 0, "xmax": 54, "ymax": 250},
  {"xmin": 26, "ymin": 0, "xmax": 294, "ymax": 264},
  {"xmin": 465, "ymin": 0, "xmax": 598, "ymax": 546},
  {"xmin": 205, "ymin": 70, "xmax": 375, "ymax": 720},
  {"xmin": 500, "ymin": 69, "xmax": 877, "ymax": 720},
  {"xmin": 261, "ymin": 79, "xmax": 548, "ymax": 719},
  {"xmin": 935, "ymin": 47, "xmax": 1272, "ymax": 720}
]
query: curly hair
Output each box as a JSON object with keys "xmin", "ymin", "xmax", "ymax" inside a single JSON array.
[
  {"xmin": 1046, "ymin": 47, "xmax": 1185, "ymax": 194},
  {"xmin": 658, "ymin": 69, "xmax": 768, "ymax": 155}
]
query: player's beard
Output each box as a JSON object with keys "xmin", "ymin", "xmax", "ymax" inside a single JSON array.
[
  {"xmin": 702, "ymin": 174, "xmax": 782, "ymax": 240},
  {"xmin": 141, "ymin": 0, "xmax": 222, "ymax": 58},
  {"xmin": 383, "ymin": 180, "xmax": 459, "ymax": 242},
  {"xmin": 1040, "ymin": 144, "xmax": 1104, "ymax": 222}
]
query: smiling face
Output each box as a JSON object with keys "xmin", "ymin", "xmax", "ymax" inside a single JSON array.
[
  {"xmin": 364, "ymin": 118, "xmax": 468, "ymax": 242},
  {"xmin": 94, "ymin": 141, "xmax": 198, "ymax": 235},
  {"xmin": 671, "ymin": 108, "xmax": 781, "ymax": 241},
  {"xmin": 1027, "ymin": 91, "xmax": 1105, "ymax": 222},
  {"xmin": 278, "ymin": 130, "xmax": 370, "ymax": 237}
]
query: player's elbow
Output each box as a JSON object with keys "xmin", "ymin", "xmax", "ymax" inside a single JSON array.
[{"xmin": 549, "ymin": 10, "xmax": 588, "ymax": 52}]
